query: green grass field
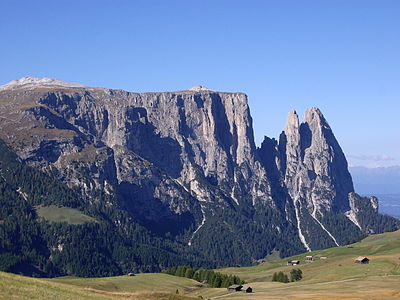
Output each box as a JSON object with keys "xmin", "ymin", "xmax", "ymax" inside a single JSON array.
[
  {"xmin": 1, "ymin": 230, "xmax": 400, "ymax": 299},
  {"xmin": 51, "ymin": 273, "xmax": 202, "ymax": 294},
  {"xmin": 0, "ymin": 272, "xmax": 198, "ymax": 300},
  {"xmin": 209, "ymin": 229, "xmax": 400, "ymax": 299},
  {"xmin": 35, "ymin": 205, "xmax": 97, "ymax": 225}
]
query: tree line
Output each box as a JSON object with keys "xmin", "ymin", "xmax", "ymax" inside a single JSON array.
[{"xmin": 163, "ymin": 266, "xmax": 244, "ymax": 288}]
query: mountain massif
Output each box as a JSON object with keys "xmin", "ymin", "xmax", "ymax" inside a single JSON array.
[{"xmin": 0, "ymin": 77, "xmax": 398, "ymax": 277}]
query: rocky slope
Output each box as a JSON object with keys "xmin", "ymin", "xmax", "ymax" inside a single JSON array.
[{"xmin": 0, "ymin": 77, "xmax": 397, "ymax": 274}]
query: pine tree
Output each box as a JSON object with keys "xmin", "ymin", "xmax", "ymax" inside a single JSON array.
[
  {"xmin": 193, "ymin": 270, "xmax": 200, "ymax": 281},
  {"xmin": 221, "ymin": 276, "xmax": 230, "ymax": 288},
  {"xmin": 272, "ymin": 272, "xmax": 278, "ymax": 281},
  {"xmin": 212, "ymin": 274, "xmax": 222, "ymax": 287},
  {"xmin": 290, "ymin": 269, "xmax": 302, "ymax": 282},
  {"xmin": 185, "ymin": 267, "xmax": 194, "ymax": 278},
  {"xmin": 272, "ymin": 271, "xmax": 289, "ymax": 283}
]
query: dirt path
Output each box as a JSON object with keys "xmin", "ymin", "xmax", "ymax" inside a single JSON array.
[{"xmin": 367, "ymin": 254, "xmax": 400, "ymax": 259}]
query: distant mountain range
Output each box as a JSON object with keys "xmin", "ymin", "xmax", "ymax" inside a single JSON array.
[
  {"xmin": 350, "ymin": 166, "xmax": 400, "ymax": 195},
  {"xmin": 0, "ymin": 77, "xmax": 398, "ymax": 277},
  {"xmin": 350, "ymin": 166, "xmax": 400, "ymax": 219}
]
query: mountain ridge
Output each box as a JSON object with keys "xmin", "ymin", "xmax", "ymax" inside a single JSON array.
[
  {"xmin": 0, "ymin": 77, "xmax": 398, "ymax": 277},
  {"xmin": 350, "ymin": 165, "xmax": 400, "ymax": 195}
]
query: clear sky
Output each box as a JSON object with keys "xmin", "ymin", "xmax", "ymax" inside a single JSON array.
[{"xmin": 1, "ymin": 0, "xmax": 399, "ymax": 167}]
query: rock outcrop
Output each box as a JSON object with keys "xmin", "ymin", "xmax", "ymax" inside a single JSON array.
[{"xmin": 259, "ymin": 108, "xmax": 365, "ymax": 249}]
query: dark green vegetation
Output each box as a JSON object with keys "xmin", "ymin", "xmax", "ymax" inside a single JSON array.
[
  {"xmin": 162, "ymin": 266, "xmax": 244, "ymax": 288},
  {"xmin": 271, "ymin": 271, "xmax": 289, "ymax": 283},
  {"xmin": 192, "ymin": 204, "xmax": 306, "ymax": 262},
  {"xmin": 0, "ymin": 137, "xmax": 399, "ymax": 279},
  {"xmin": 0, "ymin": 140, "xmax": 212, "ymax": 277},
  {"xmin": 272, "ymin": 269, "xmax": 303, "ymax": 283},
  {"xmin": 272, "ymin": 269, "xmax": 302, "ymax": 283},
  {"xmin": 289, "ymin": 268, "xmax": 302, "ymax": 282}
]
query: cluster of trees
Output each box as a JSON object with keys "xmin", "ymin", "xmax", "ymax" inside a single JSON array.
[
  {"xmin": 163, "ymin": 266, "xmax": 244, "ymax": 288},
  {"xmin": 192, "ymin": 205, "xmax": 306, "ymax": 268},
  {"xmin": 322, "ymin": 197, "xmax": 399, "ymax": 247},
  {"xmin": 354, "ymin": 196, "xmax": 400, "ymax": 234},
  {"xmin": 296, "ymin": 210, "xmax": 340, "ymax": 250},
  {"xmin": 289, "ymin": 268, "xmax": 303, "ymax": 281},
  {"xmin": 322, "ymin": 212, "xmax": 366, "ymax": 245},
  {"xmin": 0, "ymin": 178, "xmax": 56, "ymax": 277},
  {"xmin": 272, "ymin": 269, "xmax": 302, "ymax": 283}
]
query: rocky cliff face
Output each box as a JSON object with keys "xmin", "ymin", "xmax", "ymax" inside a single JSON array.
[
  {"xmin": 0, "ymin": 77, "xmax": 396, "ymax": 265},
  {"xmin": 259, "ymin": 109, "xmax": 364, "ymax": 250},
  {"xmin": 282, "ymin": 108, "xmax": 354, "ymax": 214}
]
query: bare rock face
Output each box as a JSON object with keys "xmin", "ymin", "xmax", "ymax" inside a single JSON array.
[
  {"xmin": 0, "ymin": 77, "xmax": 396, "ymax": 260},
  {"xmin": 279, "ymin": 107, "xmax": 354, "ymax": 216},
  {"xmin": 259, "ymin": 107, "xmax": 392, "ymax": 250},
  {"xmin": 0, "ymin": 79, "xmax": 272, "ymax": 243},
  {"xmin": 280, "ymin": 108, "xmax": 355, "ymax": 248}
]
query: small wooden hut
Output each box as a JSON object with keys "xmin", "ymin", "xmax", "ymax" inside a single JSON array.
[{"xmin": 355, "ymin": 257, "xmax": 369, "ymax": 264}]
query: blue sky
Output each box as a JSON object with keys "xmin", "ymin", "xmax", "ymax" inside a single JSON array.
[{"xmin": 1, "ymin": 0, "xmax": 399, "ymax": 167}]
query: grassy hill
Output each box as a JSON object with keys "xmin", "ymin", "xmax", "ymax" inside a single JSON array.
[
  {"xmin": 0, "ymin": 272, "xmax": 198, "ymax": 300},
  {"xmin": 213, "ymin": 229, "xmax": 400, "ymax": 299},
  {"xmin": 1, "ymin": 230, "xmax": 400, "ymax": 299}
]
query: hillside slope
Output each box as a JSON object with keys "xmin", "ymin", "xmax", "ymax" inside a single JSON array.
[
  {"xmin": 0, "ymin": 139, "xmax": 213, "ymax": 277},
  {"xmin": 1, "ymin": 230, "xmax": 400, "ymax": 299},
  {"xmin": 0, "ymin": 272, "xmax": 198, "ymax": 300},
  {"xmin": 214, "ymin": 229, "xmax": 400, "ymax": 299}
]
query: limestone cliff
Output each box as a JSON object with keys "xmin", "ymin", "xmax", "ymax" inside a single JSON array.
[{"xmin": 258, "ymin": 108, "xmax": 388, "ymax": 249}]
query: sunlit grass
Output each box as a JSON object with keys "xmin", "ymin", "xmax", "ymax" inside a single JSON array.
[{"xmin": 36, "ymin": 205, "xmax": 98, "ymax": 225}]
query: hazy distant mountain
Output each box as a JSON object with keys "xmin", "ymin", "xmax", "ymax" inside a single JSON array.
[
  {"xmin": 349, "ymin": 166, "xmax": 400, "ymax": 219},
  {"xmin": 373, "ymin": 194, "xmax": 400, "ymax": 220},
  {"xmin": 350, "ymin": 166, "xmax": 400, "ymax": 195}
]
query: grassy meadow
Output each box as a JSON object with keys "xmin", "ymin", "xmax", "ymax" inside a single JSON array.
[
  {"xmin": 35, "ymin": 205, "xmax": 97, "ymax": 225},
  {"xmin": 0, "ymin": 272, "xmax": 199, "ymax": 300},
  {"xmin": 1, "ymin": 230, "xmax": 400, "ymax": 299}
]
